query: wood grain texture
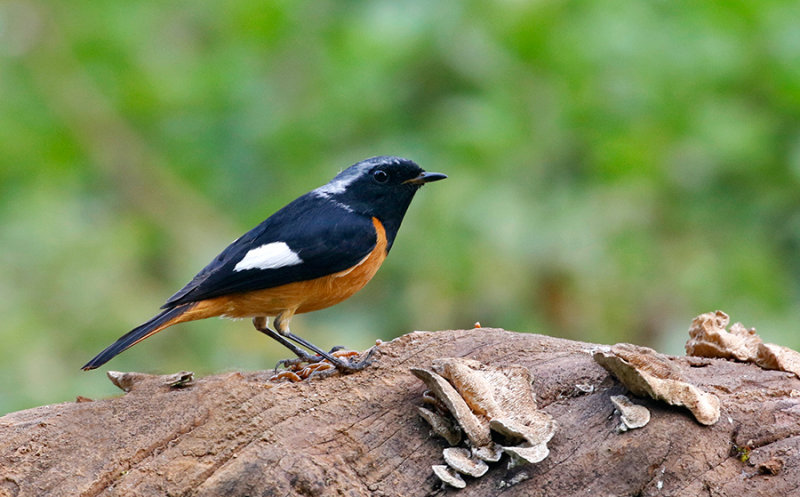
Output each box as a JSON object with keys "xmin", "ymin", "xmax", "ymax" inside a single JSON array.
[{"xmin": 2, "ymin": 328, "xmax": 799, "ymax": 496}]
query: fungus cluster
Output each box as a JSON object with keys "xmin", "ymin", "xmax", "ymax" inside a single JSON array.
[
  {"xmin": 686, "ymin": 310, "xmax": 800, "ymax": 378},
  {"xmin": 412, "ymin": 358, "xmax": 556, "ymax": 489}
]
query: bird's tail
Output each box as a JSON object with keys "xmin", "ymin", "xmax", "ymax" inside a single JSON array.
[{"xmin": 81, "ymin": 303, "xmax": 195, "ymax": 370}]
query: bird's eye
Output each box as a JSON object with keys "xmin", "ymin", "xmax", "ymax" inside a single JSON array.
[{"xmin": 373, "ymin": 169, "xmax": 389, "ymax": 183}]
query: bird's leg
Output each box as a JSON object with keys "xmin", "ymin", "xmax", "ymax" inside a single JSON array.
[
  {"xmin": 273, "ymin": 312, "xmax": 374, "ymax": 373},
  {"xmin": 251, "ymin": 316, "xmax": 318, "ymax": 363}
]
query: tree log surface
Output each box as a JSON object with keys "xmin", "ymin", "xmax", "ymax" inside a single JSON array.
[{"xmin": 1, "ymin": 328, "xmax": 799, "ymax": 497}]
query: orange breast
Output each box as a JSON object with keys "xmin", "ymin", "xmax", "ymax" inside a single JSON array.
[{"xmin": 183, "ymin": 217, "xmax": 388, "ymax": 321}]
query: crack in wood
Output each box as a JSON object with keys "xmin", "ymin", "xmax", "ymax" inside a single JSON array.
[{"xmin": 81, "ymin": 409, "xmax": 212, "ymax": 497}]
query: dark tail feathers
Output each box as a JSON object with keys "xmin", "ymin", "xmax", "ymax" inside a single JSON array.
[{"xmin": 81, "ymin": 304, "xmax": 192, "ymax": 370}]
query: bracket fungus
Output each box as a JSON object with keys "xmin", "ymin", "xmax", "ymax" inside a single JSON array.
[
  {"xmin": 443, "ymin": 447, "xmax": 489, "ymax": 478},
  {"xmin": 594, "ymin": 344, "xmax": 720, "ymax": 426},
  {"xmin": 756, "ymin": 343, "xmax": 800, "ymax": 379},
  {"xmin": 686, "ymin": 310, "xmax": 800, "ymax": 378},
  {"xmin": 686, "ymin": 310, "xmax": 760, "ymax": 361},
  {"xmin": 411, "ymin": 367, "xmax": 491, "ymax": 447},
  {"xmin": 472, "ymin": 444, "xmax": 503, "ymax": 463},
  {"xmin": 417, "ymin": 406, "xmax": 461, "ymax": 446},
  {"xmin": 431, "ymin": 465, "xmax": 466, "ymax": 489},
  {"xmin": 503, "ymin": 444, "xmax": 550, "ymax": 467},
  {"xmin": 412, "ymin": 358, "xmax": 556, "ymax": 489},
  {"xmin": 609, "ymin": 394, "xmax": 650, "ymax": 432}
]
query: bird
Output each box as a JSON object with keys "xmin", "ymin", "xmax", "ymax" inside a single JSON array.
[{"xmin": 82, "ymin": 156, "xmax": 446, "ymax": 373}]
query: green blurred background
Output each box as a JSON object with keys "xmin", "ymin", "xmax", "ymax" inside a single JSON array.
[{"xmin": 2, "ymin": 1, "xmax": 800, "ymax": 414}]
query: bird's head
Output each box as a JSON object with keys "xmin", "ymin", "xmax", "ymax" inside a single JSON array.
[{"xmin": 313, "ymin": 156, "xmax": 446, "ymax": 227}]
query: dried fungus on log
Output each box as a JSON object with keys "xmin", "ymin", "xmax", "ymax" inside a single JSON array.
[
  {"xmin": 594, "ymin": 343, "xmax": 720, "ymax": 425},
  {"xmin": 609, "ymin": 394, "xmax": 650, "ymax": 432},
  {"xmin": 687, "ymin": 310, "xmax": 800, "ymax": 378},
  {"xmin": 413, "ymin": 358, "xmax": 556, "ymax": 488}
]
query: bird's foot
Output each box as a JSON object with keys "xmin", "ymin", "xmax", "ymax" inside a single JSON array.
[
  {"xmin": 270, "ymin": 361, "xmax": 337, "ymax": 382},
  {"xmin": 274, "ymin": 351, "xmax": 323, "ymax": 371},
  {"xmin": 330, "ymin": 346, "xmax": 376, "ymax": 372},
  {"xmin": 270, "ymin": 346, "xmax": 379, "ymax": 382}
]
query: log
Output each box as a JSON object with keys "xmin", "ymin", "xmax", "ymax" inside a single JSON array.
[{"xmin": 1, "ymin": 328, "xmax": 799, "ymax": 496}]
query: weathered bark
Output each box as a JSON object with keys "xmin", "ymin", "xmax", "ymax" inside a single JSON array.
[{"xmin": 1, "ymin": 328, "xmax": 799, "ymax": 496}]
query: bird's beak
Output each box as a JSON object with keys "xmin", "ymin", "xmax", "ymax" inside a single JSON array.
[{"xmin": 404, "ymin": 171, "xmax": 448, "ymax": 185}]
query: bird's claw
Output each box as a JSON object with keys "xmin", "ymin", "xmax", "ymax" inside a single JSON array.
[{"xmin": 270, "ymin": 345, "xmax": 378, "ymax": 382}]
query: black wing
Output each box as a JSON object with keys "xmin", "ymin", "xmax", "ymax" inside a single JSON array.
[{"xmin": 162, "ymin": 193, "xmax": 377, "ymax": 307}]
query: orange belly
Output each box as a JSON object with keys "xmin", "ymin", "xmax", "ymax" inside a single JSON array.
[{"xmin": 181, "ymin": 217, "xmax": 388, "ymax": 321}]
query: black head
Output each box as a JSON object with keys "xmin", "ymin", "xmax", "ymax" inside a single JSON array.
[{"xmin": 313, "ymin": 156, "xmax": 446, "ymax": 247}]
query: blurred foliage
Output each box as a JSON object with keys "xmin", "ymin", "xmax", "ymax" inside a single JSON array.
[{"xmin": 2, "ymin": 0, "xmax": 800, "ymax": 414}]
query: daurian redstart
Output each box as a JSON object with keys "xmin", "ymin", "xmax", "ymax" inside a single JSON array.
[{"xmin": 82, "ymin": 156, "xmax": 446, "ymax": 372}]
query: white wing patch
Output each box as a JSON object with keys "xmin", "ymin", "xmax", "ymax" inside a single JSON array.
[{"xmin": 234, "ymin": 242, "xmax": 303, "ymax": 272}]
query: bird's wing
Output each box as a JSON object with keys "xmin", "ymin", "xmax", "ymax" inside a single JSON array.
[{"xmin": 162, "ymin": 194, "xmax": 378, "ymax": 307}]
